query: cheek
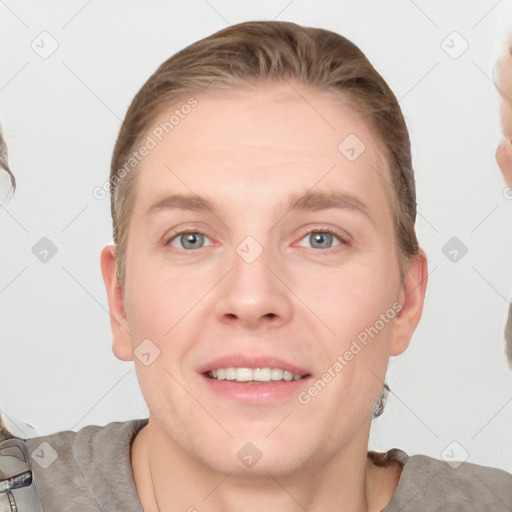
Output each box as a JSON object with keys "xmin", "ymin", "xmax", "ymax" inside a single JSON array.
[
  {"xmin": 496, "ymin": 141, "xmax": 512, "ymax": 187},
  {"xmin": 124, "ymin": 257, "xmax": 188, "ymax": 343},
  {"xmin": 312, "ymin": 260, "xmax": 400, "ymax": 346}
]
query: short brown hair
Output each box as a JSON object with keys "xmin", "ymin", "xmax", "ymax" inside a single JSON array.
[{"xmin": 109, "ymin": 20, "xmax": 418, "ymax": 288}]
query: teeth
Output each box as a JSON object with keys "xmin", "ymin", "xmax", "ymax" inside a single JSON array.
[
  {"xmin": 207, "ymin": 367, "xmax": 305, "ymax": 382},
  {"xmin": 271, "ymin": 368, "xmax": 283, "ymax": 380},
  {"xmin": 283, "ymin": 371, "xmax": 293, "ymax": 381},
  {"xmin": 254, "ymin": 368, "xmax": 271, "ymax": 381},
  {"xmin": 236, "ymin": 368, "xmax": 253, "ymax": 381},
  {"xmin": 225, "ymin": 368, "xmax": 236, "ymax": 380}
]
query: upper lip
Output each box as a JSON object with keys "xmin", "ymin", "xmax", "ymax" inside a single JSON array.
[{"xmin": 197, "ymin": 355, "xmax": 311, "ymax": 376}]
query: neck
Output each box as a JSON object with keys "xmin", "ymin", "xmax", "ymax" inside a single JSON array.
[{"xmin": 131, "ymin": 417, "xmax": 398, "ymax": 512}]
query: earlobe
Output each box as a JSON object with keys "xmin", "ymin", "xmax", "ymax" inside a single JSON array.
[
  {"xmin": 390, "ymin": 249, "xmax": 428, "ymax": 356},
  {"xmin": 100, "ymin": 245, "xmax": 133, "ymax": 362}
]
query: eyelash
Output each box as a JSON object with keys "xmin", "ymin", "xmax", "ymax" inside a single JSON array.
[{"xmin": 164, "ymin": 226, "xmax": 349, "ymax": 253}]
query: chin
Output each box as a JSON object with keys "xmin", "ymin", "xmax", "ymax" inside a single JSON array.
[
  {"xmin": 194, "ymin": 427, "xmax": 321, "ymax": 478},
  {"xmin": 207, "ymin": 446, "xmax": 312, "ymax": 479}
]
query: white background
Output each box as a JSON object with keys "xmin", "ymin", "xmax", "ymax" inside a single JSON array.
[{"xmin": 1, "ymin": 0, "xmax": 512, "ymax": 472}]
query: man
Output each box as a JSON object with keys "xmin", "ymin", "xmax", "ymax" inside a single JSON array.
[
  {"xmin": 495, "ymin": 33, "xmax": 512, "ymax": 366},
  {"xmin": 2, "ymin": 20, "xmax": 511, "ymax": 512},
  {"xmin": 0, "ymin": 127, "xmax": 15, "ymax": 443}
]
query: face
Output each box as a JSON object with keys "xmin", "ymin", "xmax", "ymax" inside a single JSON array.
[
  {"xmin": 496, "ymin": 48, "xmax": 512, "ymax": 187},
  {"xmin": 102, "ymin": 80, "xmax": 426, "ymax": 477}
]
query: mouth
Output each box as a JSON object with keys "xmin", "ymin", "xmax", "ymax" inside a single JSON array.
[
  {"xmin": 203, "ymin": 367, "xmax": 311, "ymax": 383},
  {"xmin": 197, "ymin": 355, "xmax": 312, "ymax": 403}
]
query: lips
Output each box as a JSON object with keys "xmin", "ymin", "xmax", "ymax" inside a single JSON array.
[{"xmin": 197, "ymin": 354, "xmax": 312, "ymax": 403}]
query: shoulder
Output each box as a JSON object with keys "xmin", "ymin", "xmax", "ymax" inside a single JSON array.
[
  {"xmin": 383, "ymin": 449, "xmax": 512, "ymax": 511},
  {"xmin": 22, "ymin": 418, "xmax": 148, "ymax": 512},
  {"xmin": 25, "ymin": 417, "xmax": 148, "ymax": 461}
]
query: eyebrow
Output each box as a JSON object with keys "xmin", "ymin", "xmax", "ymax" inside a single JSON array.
[{"xmin": 145, "ymin": 190, "xmax": 374, "ymax": 224}]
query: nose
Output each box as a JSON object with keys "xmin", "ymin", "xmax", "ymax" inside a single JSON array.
[{"xmin": 214, "ymin": 239, "xmax": 294, "ymax": 331}]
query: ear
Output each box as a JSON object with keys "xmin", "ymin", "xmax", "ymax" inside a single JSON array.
[
  {"xmin": 100, "ymin": 245, "xmax": 133, "ymax": 361},
  {"xmin": 390, "ymin": 249, "xmax": 428, "ymax": 356},
  {"xmin": 495, "ymin": 140, "xmax": 512, "ymax": 188}
]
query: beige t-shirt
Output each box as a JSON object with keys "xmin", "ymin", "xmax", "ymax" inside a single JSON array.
[{"xmin": 14, "ymin": 418, "xmax": 512, "ymax": 511}]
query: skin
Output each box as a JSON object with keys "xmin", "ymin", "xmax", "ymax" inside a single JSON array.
[
  {"xmin": 495, "ymin": 42, "xmax": 512, "ymax": 368},
  {"xmin": 101, "ymin": 80, "xmax": 427, "ymax": 512},
  {"xmin": 496, "ymin": 45, "xmax": 512, "ymax": 187}
]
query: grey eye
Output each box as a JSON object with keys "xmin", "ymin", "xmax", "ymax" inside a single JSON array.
[
  {"xmin": 180, "ymin": 233, "xmax": 205, "ymax": 249},
  {"xmin": 296, "ymin": 230, "xmax": 343, "ymax": 250},
  {"xmin": 168, "ymin": 232, "xmax": 211, "ymax": 250},
  {"xmin": 309, "ymin": 232, "xmax": 334, "ymax": 249}
]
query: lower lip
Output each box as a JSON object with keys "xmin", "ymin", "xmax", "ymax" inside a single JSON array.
[{"xmin": 200, "ymin": 374, "xmax": 312, "ymax": 404}]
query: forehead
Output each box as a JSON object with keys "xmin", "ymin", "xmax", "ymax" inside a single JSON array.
[{"xmin": 131, "ymin": 81, "xmax": 391, "ymax": 221}]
